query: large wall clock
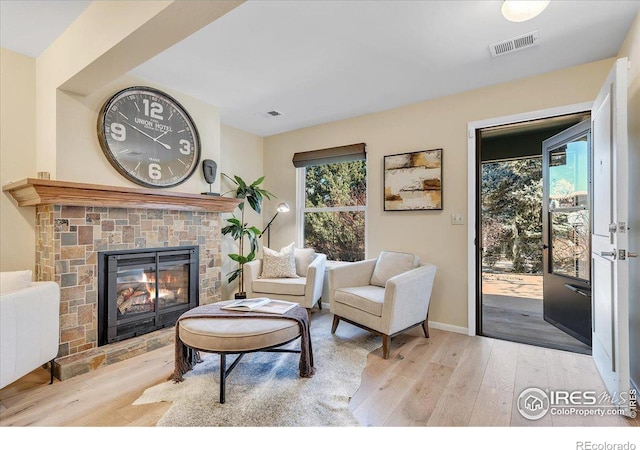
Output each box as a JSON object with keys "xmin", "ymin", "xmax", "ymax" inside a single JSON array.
[{"xmin": 97, "ymin": 86, "xmax": 201, "ymax": 188}]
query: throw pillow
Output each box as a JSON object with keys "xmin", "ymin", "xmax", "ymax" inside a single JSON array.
[
  {"xmin": 0, "ymin": 270, "xmax": 33, "ymax": 294},
  {"xmin": 261, "ymin": 242, "xmax": 298, "ymax": 278},
  {"xmin": 294, "ymin": 248, "xmax": 315, "ymax": 277},
  {"xmin": 370, "ymin": 251, "xmax": 419, "ymax": 287}
]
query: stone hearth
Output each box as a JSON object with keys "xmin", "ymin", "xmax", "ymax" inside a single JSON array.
[{"xmin": 55, "ymin": 327, "xmax": 175, "ymax": 380}]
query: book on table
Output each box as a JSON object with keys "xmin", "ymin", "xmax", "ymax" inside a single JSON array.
[{"xmin": 221, "ymin": 297, "xmax": 297, "ymax": 314}]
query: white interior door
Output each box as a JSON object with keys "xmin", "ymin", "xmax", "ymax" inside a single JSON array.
[{"xmin": 590, "ymin": 57, "xmax": 631, "ymax": 416}]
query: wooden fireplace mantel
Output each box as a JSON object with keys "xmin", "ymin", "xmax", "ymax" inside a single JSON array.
[{"xmin": 2, "ymin": 178, "xmax": 241, "ymax": 212}]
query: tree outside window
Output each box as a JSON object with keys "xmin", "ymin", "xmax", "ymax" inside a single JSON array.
[
  {"xmin": 481, "ymin": 157, "xmax": 542, "ymax": 273},
  {"xmin": 302, "ymin": 160, "xmax": 366, "ymax": 261}
]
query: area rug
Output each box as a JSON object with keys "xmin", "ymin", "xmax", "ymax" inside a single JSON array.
[{"xmin": 133, "ymin": 318, "xmax": 380, "ymax": 426}]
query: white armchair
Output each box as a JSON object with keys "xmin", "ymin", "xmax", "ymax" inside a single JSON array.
[
  {"xmin": 1, "ymin": 270, "xmax": 60, "ymax": 389},
  {"xmin": 328, "ymin": 251, "xmax": 436, "ymax": 359},
  {"xmin": 244, "ymin": 249, "xmax": 327, "ymax": 317}
]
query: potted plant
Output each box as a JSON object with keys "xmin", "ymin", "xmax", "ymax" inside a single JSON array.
[{"xmin": 221, "ymin": 174, "xmax": 274, "ymax": 299}]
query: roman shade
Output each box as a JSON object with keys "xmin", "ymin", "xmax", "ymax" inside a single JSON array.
[{"xmin": 292, "ymin": 143, "xmax": 366, "ymax": 168}]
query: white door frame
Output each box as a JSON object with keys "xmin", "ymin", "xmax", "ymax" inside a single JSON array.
[{"xmin": 466, "ymin": 101, "xmax": 593, "ymax": 337}]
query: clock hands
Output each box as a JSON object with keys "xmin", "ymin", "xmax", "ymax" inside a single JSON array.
[
  {"xmin": 153, "ymin": 133, "xmax": 171, "ymax": 149},
  {"xmin": 126, "ymin": 123, "xmax": 154, "ymax": 140},
  {"xmin": 155, "ymin": 129, "xmax": 170, "ymax": 142},
  {"xmin": 126, "ymin": 122, "xmax": 171, "ymax": 150}
]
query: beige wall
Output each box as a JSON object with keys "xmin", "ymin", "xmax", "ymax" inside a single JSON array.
[
  {"xmin": 220, "ymin": 124, "xmax": 265, "ymax": 299},
  {"xmin": 0, "ymin": 48, "xmax": 36, "ymax": 272},
  {"xmin": 617, "ymin": 11, "xmax": 640, "ymax": 389},
  {"xmin": 264, "ymin": 58, "xmax": 615, "ymax": 329}
]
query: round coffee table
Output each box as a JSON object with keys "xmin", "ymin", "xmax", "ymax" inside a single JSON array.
[{"xmin": 178, "ymin": 300, "xmax": 307, "ymax": 403}]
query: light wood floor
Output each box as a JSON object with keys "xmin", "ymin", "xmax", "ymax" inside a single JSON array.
[{"xmin": 1, "ymin": 310, "xmax": 637, "ymax": 427}]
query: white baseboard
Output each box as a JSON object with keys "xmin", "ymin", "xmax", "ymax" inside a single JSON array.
[{"xmin": 428, "ymin": 321, "xmax": 469, "ymax": 335}]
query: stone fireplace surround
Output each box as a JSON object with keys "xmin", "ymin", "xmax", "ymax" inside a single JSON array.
[{"xmin": 3, "ymin": 179, "xmax": 239, "ymax": 380}]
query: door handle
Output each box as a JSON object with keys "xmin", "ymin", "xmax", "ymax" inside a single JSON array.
[
  {"xmin": 564, "ymin": 283, "xmax": 591, "ymax": 298},
  {"xmin": 629, "ymin": 252, "xmax": 638, "ymax": 258},
  {"xmin": 541, "ymin": 244, "xmax": 549, "ymax": 250},
  {"xmin": 600, "ymin": 251, "xmax": 616, "ymax": 259}
]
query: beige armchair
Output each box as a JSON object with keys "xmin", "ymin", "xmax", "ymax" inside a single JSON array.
[
  {"xmin": 328, "ymin": 251, "xmax": 436, "ymax": 359},
  {"xmin": 243, "ymin": 249, "xmax": 327, "ymax": 317}
]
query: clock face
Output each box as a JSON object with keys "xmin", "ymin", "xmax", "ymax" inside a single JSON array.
[{"xmin": 97, "ymin": 86, "xmax": 201, "ymax": 188}]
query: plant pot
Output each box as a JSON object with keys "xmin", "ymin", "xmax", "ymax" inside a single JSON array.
[{"xmin": 234, "ymin": 292, "xmax": 247, "ymax": 300}]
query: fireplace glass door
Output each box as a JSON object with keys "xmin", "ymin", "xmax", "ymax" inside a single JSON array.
[
  {"xmin": 116, "ymin": 266, "xmax": 157, "ymax": 317},
  {"xmin": 116, "ymin": 262, "xmax": 190, "ymax": 317},
  {"xmin": 98, "ymin": 246, "xmax": 198, "ymax": 345}
]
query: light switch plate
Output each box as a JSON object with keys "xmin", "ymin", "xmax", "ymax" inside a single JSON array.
[{"xmin": 451, "ymin": 213, "xmax": 464, "ymax": 225}]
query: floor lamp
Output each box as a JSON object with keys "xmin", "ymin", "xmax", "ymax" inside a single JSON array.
[{"xmin": 260, "ymin": 202, "xmax": 290, "ymax": 248}]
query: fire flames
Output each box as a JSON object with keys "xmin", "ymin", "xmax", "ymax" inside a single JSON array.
[{"xmin": 116, "ymin": 270, "xmax": 185, "ymax": 315}]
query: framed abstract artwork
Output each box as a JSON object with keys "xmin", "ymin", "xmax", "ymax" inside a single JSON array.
[{"xmin": 384, "ymin": 148, "xmax": 443, "ymax": 211}]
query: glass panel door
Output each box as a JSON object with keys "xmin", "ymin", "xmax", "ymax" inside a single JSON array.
[
  {"xmin": 542, "ymin": 119, "xmax": 592, "ymax": 347},
  {"xmin": 547, "ymin": 135, "xmax": 590, "ymax": 280}
]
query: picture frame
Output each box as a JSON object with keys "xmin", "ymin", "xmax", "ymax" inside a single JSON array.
[{"xmin": 384, "ymin": 148, "xmax": 443, "ymax": 211}]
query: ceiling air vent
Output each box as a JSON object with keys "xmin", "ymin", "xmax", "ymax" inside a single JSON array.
[{"xmin": 489, "ymin": 31, "xmax": 539, "ymax": 57}]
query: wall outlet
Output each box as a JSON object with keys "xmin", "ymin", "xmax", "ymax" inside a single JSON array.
[{"xmin": 451, "ymin": 213, "xmax": 464, "ymax": 225}]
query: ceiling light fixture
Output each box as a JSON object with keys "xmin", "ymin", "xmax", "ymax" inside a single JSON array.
[{"xmin": 501, "ymin": 1, "xmax": 550, "ymax": 22}]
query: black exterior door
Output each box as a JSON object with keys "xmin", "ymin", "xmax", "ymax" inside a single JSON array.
[{"xmin": 541, "ymin": 119, "xmax": 592, "ymax": 346}]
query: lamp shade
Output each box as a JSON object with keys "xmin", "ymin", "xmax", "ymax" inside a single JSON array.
[
  {"xmin": 502, "ymin": 0, "xmax": 550, "ymax": 22},
  {"xmin": 277, "ymin": 202, "xmax": 290, "ymax": 213}
]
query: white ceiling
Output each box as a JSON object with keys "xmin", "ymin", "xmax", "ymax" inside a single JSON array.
[
  {"xmin": 1, "ymin": 1, "xmax": 639, "ymax": 137},
  {"xmin": 0, "ymin": 1, "xmax": 92, "ymax": 56}
]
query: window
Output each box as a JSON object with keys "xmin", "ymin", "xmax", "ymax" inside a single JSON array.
[
  {"xmin": 547, "ymin": 137, "xmax": 590, "ymax": 281},
  {"xmin": 295, "ymin": 145, "xmax": 366, "ymax": 262}
]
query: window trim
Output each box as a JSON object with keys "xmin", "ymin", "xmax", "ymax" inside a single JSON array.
[{"xmin": 296, "ymin": 167, "xmax": 305, "ymax": 247}]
